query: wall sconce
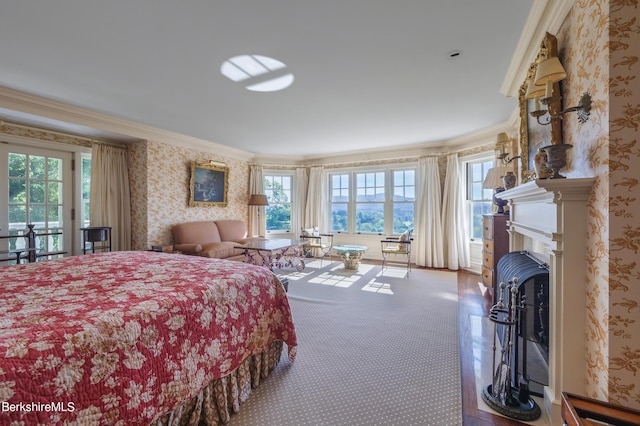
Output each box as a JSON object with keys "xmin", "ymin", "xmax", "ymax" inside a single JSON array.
[
  {"xmin": 494, "ymin": 133, "xmax": 521, "ymax": 165},
  {"xmin": 526, "ymin": 56, "xmax": 592, "ymax": 125}
]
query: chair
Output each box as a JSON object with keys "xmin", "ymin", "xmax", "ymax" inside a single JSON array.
[
  {"xmin": 381, "ymin": 229, "xmax": 413, "ymax": 275},
  {"xmin": 300, "ymin": 227, "xmax": 333, "ymax": 266}
]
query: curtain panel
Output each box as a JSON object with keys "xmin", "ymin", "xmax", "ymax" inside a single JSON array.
[
  {"xmin": 89, "ymin": 143, "xmax": 131, "ymax": 251},
  {"xmin": 305, "ymin": 166, "xmax": 326, "ymax": 232},
  {"xmin": 292, "ymin": 168, "xmax": 309, "ymax": 237},
  {"xmin": 415, "ymin": 157, "xmax": 444, "ymax": 268},
  {"xmin": 442, "ymin": 153, "xmax": 470, "ymax": 270}
]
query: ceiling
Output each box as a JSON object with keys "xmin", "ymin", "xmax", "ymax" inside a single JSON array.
[{"xmin": 0, "ymin": 1, "xmax": 533, "ymax": 158}]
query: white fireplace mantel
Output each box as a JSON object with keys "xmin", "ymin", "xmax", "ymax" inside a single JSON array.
[{"xmin": 496, "ymin": 177, "xmax": 595, "ymax": 424}]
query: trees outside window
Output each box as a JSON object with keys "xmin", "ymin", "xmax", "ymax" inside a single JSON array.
[
  {"xmin": 329, "ymin": 167, "xmax": 415, "ymax": 235},
  {"xmin": 264, "ymin": 174, "xmax": 292, "ymax": 232}
]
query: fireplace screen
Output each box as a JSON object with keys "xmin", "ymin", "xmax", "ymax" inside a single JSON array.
[{"xmin": 496, "ymin": 251, "xmax": 550, "ymax": 397}]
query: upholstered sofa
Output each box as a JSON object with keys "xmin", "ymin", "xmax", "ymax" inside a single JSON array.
[{"xmin": 171, "ymin": 220, "xmax": 263, "ymax": 261}]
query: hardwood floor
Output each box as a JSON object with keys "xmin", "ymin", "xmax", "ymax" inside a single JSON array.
[{"xmin": 457, "ymin": 269, "xmax": 529, "ymax": 426}]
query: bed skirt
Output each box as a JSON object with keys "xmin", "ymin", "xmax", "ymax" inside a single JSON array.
[{"xmin": 152, "ymin": 340, "xmax": 285, "ymax": 425}]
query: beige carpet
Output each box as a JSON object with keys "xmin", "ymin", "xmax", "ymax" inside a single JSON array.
[{"xmin": 231, "ymin": 260, "xmax": 462, "ymax": 426}]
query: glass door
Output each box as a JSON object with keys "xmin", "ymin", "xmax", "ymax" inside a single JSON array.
[{"xmin": 0, "ymin": 144, "xmax": 73, "ymax": 263}]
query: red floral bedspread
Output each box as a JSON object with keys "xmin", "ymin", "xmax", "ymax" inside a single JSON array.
[{"xmin": 0, "ymin": 251, "xmax": 297, "ymax": 424}]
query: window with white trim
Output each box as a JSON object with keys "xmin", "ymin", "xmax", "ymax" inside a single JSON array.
[
  {"xmin": 328, "ymin": 166, "xmax": 415, "ymax": 235},
  {"xmin": 264, "ymin": 173, "xmax": 292, "ymax": 232},
  {"xmin": 466, "ymin": 157, "xmax": 494, "ymax": 240}
]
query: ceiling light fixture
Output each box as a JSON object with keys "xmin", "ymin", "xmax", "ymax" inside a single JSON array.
[{"xmin": 221, "ymin": 54, "xmax": 294, "ymax": 92}]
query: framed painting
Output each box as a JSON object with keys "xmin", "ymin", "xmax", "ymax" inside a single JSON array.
[
  {"xmin": 518, "ymin": 32, "xmax": 563, "ymax": 182},
  {"xmin": 189, "ymin": 162, "xmax": 229, "ymax": 207}
]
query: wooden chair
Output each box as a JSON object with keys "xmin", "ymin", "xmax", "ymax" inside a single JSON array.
[
  {"xmin": 381, "ymin": 230, "xmax": 413, "ymax": 276},
  {"xmin": 300, "ymin": 228, "xmax": 333, "ymax": 266}
]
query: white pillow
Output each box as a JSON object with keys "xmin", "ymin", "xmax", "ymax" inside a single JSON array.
[
  {"xmin": 302, "ymin": 227, "xmax": 319, "ymax": 237},
  {"xmin": 399, "ymin": 230, "xmax": 411, "ymax": 242}
]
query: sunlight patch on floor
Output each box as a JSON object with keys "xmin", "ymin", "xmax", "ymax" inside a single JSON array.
[
  {"xmin": 361, "ymin": 278, "xmax": 394, "ymax": 295},
  {"xmin": 280, "ymin": 260, "xmax": 336, "ymax": 281},
  {"xmin": 307, "ymin": 263, "xmax": 375, "ymax": 288},
  {"xmin": 377, "ymin": 267, "xmax": 408, "ymax": 278}
]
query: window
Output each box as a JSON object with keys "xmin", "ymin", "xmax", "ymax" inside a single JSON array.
[
  {"xmin": 355, "ymin": 172, "xmax": 385, "ymax": 233},
  {"xmin": 264, "ymin": 173, "xmax": 292, "ymax": 232},
  {"xmin": 466, "ymin": 158, "xmax": 494, "ymax": 240},
  {"xmin": 2, "ymin": 147, "xmax": 73, "ymax": 260},
  {"xmin": 330, "ymin": 174, "xmax": 349, "ymax": 232},
  {"xmin": 329, "ymin": 166, "xmax": 415, "ymax": 235},
  {"xmin": 393, "ymin": 170, "xmax": 415, "ymax": 234},
  {"xmin": 81, "ymin": 154, "xmax": 92, "ymax": 227}
]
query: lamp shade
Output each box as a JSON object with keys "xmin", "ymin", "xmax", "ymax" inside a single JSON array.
[
  {"xmin": 525, "ymin": 78, "xmax": 545, "ymax": 100},
  {"xmin": 482, "ymin": 167, "xmax": 511, "ymax": 190},
  {"xmin": 534, "ymin": 56, "xmax": 567, "ymax": 98},
  {"xmin": 495, "ymin": 132, "xmax": 510, "ymax": 147},
  {"xmin": 248, "ymin": 194, "xmax": 269, "ymax": 206},
  {"xmin": 534, "ymin": 57, "xmax": 567, "ymax": 85}
]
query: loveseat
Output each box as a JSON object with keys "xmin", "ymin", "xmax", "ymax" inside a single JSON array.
[{"xmin": 171, "ymin": 220, "xmax": 263, "ymax": 261}]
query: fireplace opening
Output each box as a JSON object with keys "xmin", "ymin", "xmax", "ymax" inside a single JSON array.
[{"xmin": 496, "ymin": 251, "xmax": 550, "ymax": 397}]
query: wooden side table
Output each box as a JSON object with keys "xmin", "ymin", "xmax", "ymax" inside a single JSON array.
[
  {"xmin": 482, "ymin": 214, "xmax": 509, "ymax": 303},
  {"xmin": 81, "ymin": 226, "xmax": 112, "ymax": 254}
]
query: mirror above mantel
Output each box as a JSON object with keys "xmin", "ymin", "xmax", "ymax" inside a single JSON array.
[{"xmin": 518, "ymin": 32, "xmax": 564, "ymax": 183}]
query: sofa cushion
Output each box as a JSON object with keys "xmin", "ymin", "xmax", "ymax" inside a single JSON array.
[
  {"xmin": 200, "ymin": 242, "xmax": 241, "ymax": 259},
  {"xmin": 214, "ymin": 220, "xmax": 249, "ymax": 242},
  {"xmin": 172, "ymin": 221, "xmax": 221, "ymax": 246}
]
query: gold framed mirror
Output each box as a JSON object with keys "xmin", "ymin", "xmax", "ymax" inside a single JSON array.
[{"xmin": 518, "ymin": 32, "xmax": 563, "ymax": 181}]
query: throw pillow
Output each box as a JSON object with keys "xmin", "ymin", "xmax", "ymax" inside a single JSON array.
[{"xmin": 302, "ymin": 227, "xmax": 319, "ymax": 237}]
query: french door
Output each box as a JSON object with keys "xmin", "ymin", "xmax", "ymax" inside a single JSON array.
[{"xmin": 0, "ymin": 144, "xmax": 73, "ymax": 261}]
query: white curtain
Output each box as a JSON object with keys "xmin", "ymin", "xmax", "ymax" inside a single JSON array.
[
  {"xmin": 248, "ymin": 164, "xmax": 264, "ymax": 237},
  {"xmin": 89, "ymin": 143, "xmax": 131, "ymax": 251},
  {"xmin": 415, "ymin": 157, "xmax": 444, "ymax": 268},
  {"xmin": 305, "ymin": 166, "xmax": 325, "ymax": 231},
  {"xmin": 292, "ymin": 168, "xmax": 308, "ymax": 237},
  {"xmin": 442, "ymin": 153, "xmax": 470, "ymax": 270}
]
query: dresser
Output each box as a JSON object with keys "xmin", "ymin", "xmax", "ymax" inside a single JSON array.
[{"xmin": 481, "ymin": 214, "xmax": 509, "ymax": 302}]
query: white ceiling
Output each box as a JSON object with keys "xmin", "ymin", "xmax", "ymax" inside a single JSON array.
[{"xmin": 0, "ymin": 1, "xmax": 533, "ymax": 158}]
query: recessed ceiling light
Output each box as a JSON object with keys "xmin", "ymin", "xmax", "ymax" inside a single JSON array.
[{"xmin": 221, "ymin": 54, "xmax": 294, "ymax": 92}]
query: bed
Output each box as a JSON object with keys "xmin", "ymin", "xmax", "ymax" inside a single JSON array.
[{"xmin": 0, "ymin": 251, "xmax": 297, "ymax": 425}]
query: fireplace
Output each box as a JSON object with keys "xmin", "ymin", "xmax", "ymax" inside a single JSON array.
[{"xmin": 495, "ymin": 177, "xmax": 594, "ymax": 425}]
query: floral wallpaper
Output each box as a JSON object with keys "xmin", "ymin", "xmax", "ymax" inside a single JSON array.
[
  {"xmin": 128, "ymin": 140, "xmax": 250, "ymax": 250},
  {"xmin": 557, "ymin": 0, "xmax": 640, "ymax": 408}
]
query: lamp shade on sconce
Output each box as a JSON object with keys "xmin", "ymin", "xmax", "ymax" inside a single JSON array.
[
  {"xmin": 482, "ymin": 167, "xmax": 511, "ymax": 190},
  {"xmin": 534, "ymin": 56, "xmax": 567, "ymax": 98},
  {"xmin": 525, "ymin": 78, "xmax": 546, "ymax": 100},
  {"xmin": 248, "ymin": 194, "xmax": 269, "ymax": 206},
  {"xmin": 495, "ymin": 132, "xmax": 510, "ymax": 147}
]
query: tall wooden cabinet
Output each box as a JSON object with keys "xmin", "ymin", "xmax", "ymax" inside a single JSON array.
[{"xmin": 481, "ymin": 214, "xmax": 509, "ymax": 302}]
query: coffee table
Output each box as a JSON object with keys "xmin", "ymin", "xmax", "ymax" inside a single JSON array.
[
  {"xmin": 235, "ymin": 239, "xmax": 305, "ymax": 272},
  {"xmin": 333, "ymin": 245, "xmax": 368, "ymax": 270}
]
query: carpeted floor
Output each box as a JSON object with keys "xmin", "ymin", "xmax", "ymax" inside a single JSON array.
[{"xmin": 231, "ymin": 260, "xmax": 463, "ymax": 426}]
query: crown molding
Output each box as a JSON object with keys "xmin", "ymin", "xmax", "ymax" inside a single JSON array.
[
  {"xmin": 253, "ymin": 121, "xmax": 515, "ymax": 167},
  {"xmin": 500, "ymin": 0, "xmax": 576, "ymax": 98},
  {"xmin": 0, "ymin": 86, "xmax": 254, "ymax": 161}
]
